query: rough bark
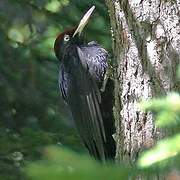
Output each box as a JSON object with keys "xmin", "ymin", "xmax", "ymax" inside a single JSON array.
[{"xmin": 105, "ymin": 0, "xmax": 180, "ymax": 164}]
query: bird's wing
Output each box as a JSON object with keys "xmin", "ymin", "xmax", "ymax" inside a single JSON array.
[
  {"xmin": 58, "ymin": 64, "xmax": 68, "ymax": 101},
  {"xmin": 64, "ymin": 46, "xmax": 108, "ymax": 161},
  {"xmin": 78, "ymin": 41, "xmax": 108, "ymax": 81}
]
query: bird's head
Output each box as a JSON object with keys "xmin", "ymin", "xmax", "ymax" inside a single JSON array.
[{"xmin": 54, "ymin": 6, "xmax": 95, "ymax": 60}]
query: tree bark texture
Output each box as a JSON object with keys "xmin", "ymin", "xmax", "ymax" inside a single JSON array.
[{"xmin": 105, "ymin": 0, "xmax": 180, "ymax": 163}]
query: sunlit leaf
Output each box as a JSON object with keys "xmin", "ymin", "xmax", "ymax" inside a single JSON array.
[
  {"xmin": 8, "ymin": 28, "xmax": 24, "ymax": 43},
  {"xmin": 139, "ymin": 93, "xmax": 180, "ymax": 114},
  {"xmin": 138, "ymin": 134, "xmax": 180, "ymax": 167},
  {"xmin": 156, "ymin": 111, "xmax": 179, "ymax": 127},
  {"xmin": 45, "ymin": 0, "xmax": 61, "ymax": 13}
]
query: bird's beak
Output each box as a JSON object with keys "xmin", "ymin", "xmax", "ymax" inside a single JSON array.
[{"xmin": 73, "ymin": 6, "xmax": 95, "ymax": 37}]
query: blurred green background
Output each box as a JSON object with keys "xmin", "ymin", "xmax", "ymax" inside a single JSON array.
[
  {"xmin": 1, "ymin": 1, "xmax": 180, "ymax": 179},
  {"xmin": 0, "ymin": 0, "xmax": 111, "ymax": 179}
]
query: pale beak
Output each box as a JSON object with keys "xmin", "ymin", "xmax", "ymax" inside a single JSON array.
[{"xmin": 73, "ymin": 6, "xmax": 95, "ymax": 37}]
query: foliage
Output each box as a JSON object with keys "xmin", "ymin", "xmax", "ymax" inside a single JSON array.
[
  {"xmin": 26, "ymin": 147, "xmax": 132, "ymax": 180},
  {"xmin": 138, "ymin": 92, "xmax": 180, "ymax": 173},
  {"xmin": 26, "ymin": 92, "xmax": 180, "ymax": 179}
]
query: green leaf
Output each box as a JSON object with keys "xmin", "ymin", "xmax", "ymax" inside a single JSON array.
[{"xmin": 138, "ymin": 134, "xmax": 180, "ymax": 167}]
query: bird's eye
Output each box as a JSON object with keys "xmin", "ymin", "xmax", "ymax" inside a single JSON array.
[{"xmin": 64, "ymin": 34, "xmax": 70, "ymax": 42}]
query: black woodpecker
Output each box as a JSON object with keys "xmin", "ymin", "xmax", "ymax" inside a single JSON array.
[{"xmin": 54, "ymin": 6, "xmax": 115, "ymax": 161}]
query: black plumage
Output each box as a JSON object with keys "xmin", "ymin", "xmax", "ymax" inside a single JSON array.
[{"xmin": 54, "ymin": 6, "xmax": 115, "ymax": 161}]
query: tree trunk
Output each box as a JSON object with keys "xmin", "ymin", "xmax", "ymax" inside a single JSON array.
[{"xmin": 105, "ymin": 0, "xmax": 180, "ymax": 163}]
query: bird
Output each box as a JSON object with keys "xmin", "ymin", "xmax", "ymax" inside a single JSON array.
[{"xmin": 54, "ymin": 6, "xmax": 115, "ymax": 161}]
